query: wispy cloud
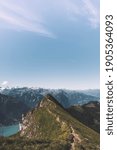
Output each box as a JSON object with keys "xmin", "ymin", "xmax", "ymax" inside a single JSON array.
[
  {"xmin": 1, "ymin": 81, "xmax": 8, "ymax": 86},
  {"xmin": 40, "ymin": 0, "xmax": 99, "ymax": 28},
  {"xmin": 62, "ymin": 0, "xmax": 99, "ymax": 28},
  {"xmin": 82, "ymin": 0, "xmax": 100, "ymax": 28},
  {"xmin": 0, "ymin": 1, "xmax": 54, "ymax": 38},
  {"xmin": 0, "ymin": 0, "xmax": 99, "ymax": 37}
]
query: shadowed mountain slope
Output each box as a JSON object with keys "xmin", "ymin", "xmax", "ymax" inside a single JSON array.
[
  {"xmin": 67, "ymin": 101, "xmax": 100, "ymax": 133},
  {"xmin": 0, "ymin": 94, "xmax": 29, "ymax": 125}
]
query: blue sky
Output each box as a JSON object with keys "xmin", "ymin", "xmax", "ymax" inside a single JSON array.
[{"xmin": 0, "ymin": 0, "xmax": 100, "ymax": 90}]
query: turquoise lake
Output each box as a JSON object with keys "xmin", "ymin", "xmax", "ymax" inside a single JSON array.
[{"xmin": 0, "ymin": 124, "xmax": 20, "ymax": 137}]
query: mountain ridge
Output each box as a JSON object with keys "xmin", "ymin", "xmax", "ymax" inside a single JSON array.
[
  {"xmin": 0, "ymin": 87, "xmax": 100, "ymax": 108},
  {"xmin": 19, "ymin": 94, "xmax": 99, "ymax": 149},
  {"xmin": 0, "ymin": 94, "xmax": 100, "ymax": 149}
]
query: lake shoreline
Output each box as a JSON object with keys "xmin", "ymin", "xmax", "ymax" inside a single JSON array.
[{"xmin": 0, "ymin": 123, "xmax": 21, "ymax": 137}]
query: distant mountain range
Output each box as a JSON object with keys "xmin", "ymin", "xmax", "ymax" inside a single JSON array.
[
  {"xmin": 0, "ymin": 94, "xmax": 100, "ymax": 150},
  {"xmin": 0, "ymin": 88, "xmax": 100, "ymax": 126},
  {"xmin": 0, "ymin": 87, "xmax": 100, "ymax": 108},
  {"xmin": 79, "ymin": 89, "xmax": 100, "ymax": 98}
]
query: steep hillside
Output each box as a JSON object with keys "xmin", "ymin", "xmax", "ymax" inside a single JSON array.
[
  {"xmin": 0, "ymin": 94, "xmax": 29, "ymax": 125},
  {"xmin": 67, "ymin": 101, "xmax": 100, "ymax": 133},
  {"xmin": 17, "ymin": 95, "xmax": 99, "ymax": 149},
  {"xmin": 0, "ymin": 95, "xmax": 100, "ymax": 149}
]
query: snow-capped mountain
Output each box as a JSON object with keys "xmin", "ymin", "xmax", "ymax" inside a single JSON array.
[{"xmin": 0, "ymin": 87, "xmax": 100, "ymax": 108}]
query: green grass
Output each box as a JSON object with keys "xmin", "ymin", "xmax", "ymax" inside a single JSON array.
[
  {"xmin": 0, "ymin": 96, "xmax": 100, "ymax": 150},
  {"xmin": 0, "ymin": 137, "xmax": 70, "ymax": 150},
  {"xmin": 21, "ymin": 107, "xmax": 71, "ymax": 141}
]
